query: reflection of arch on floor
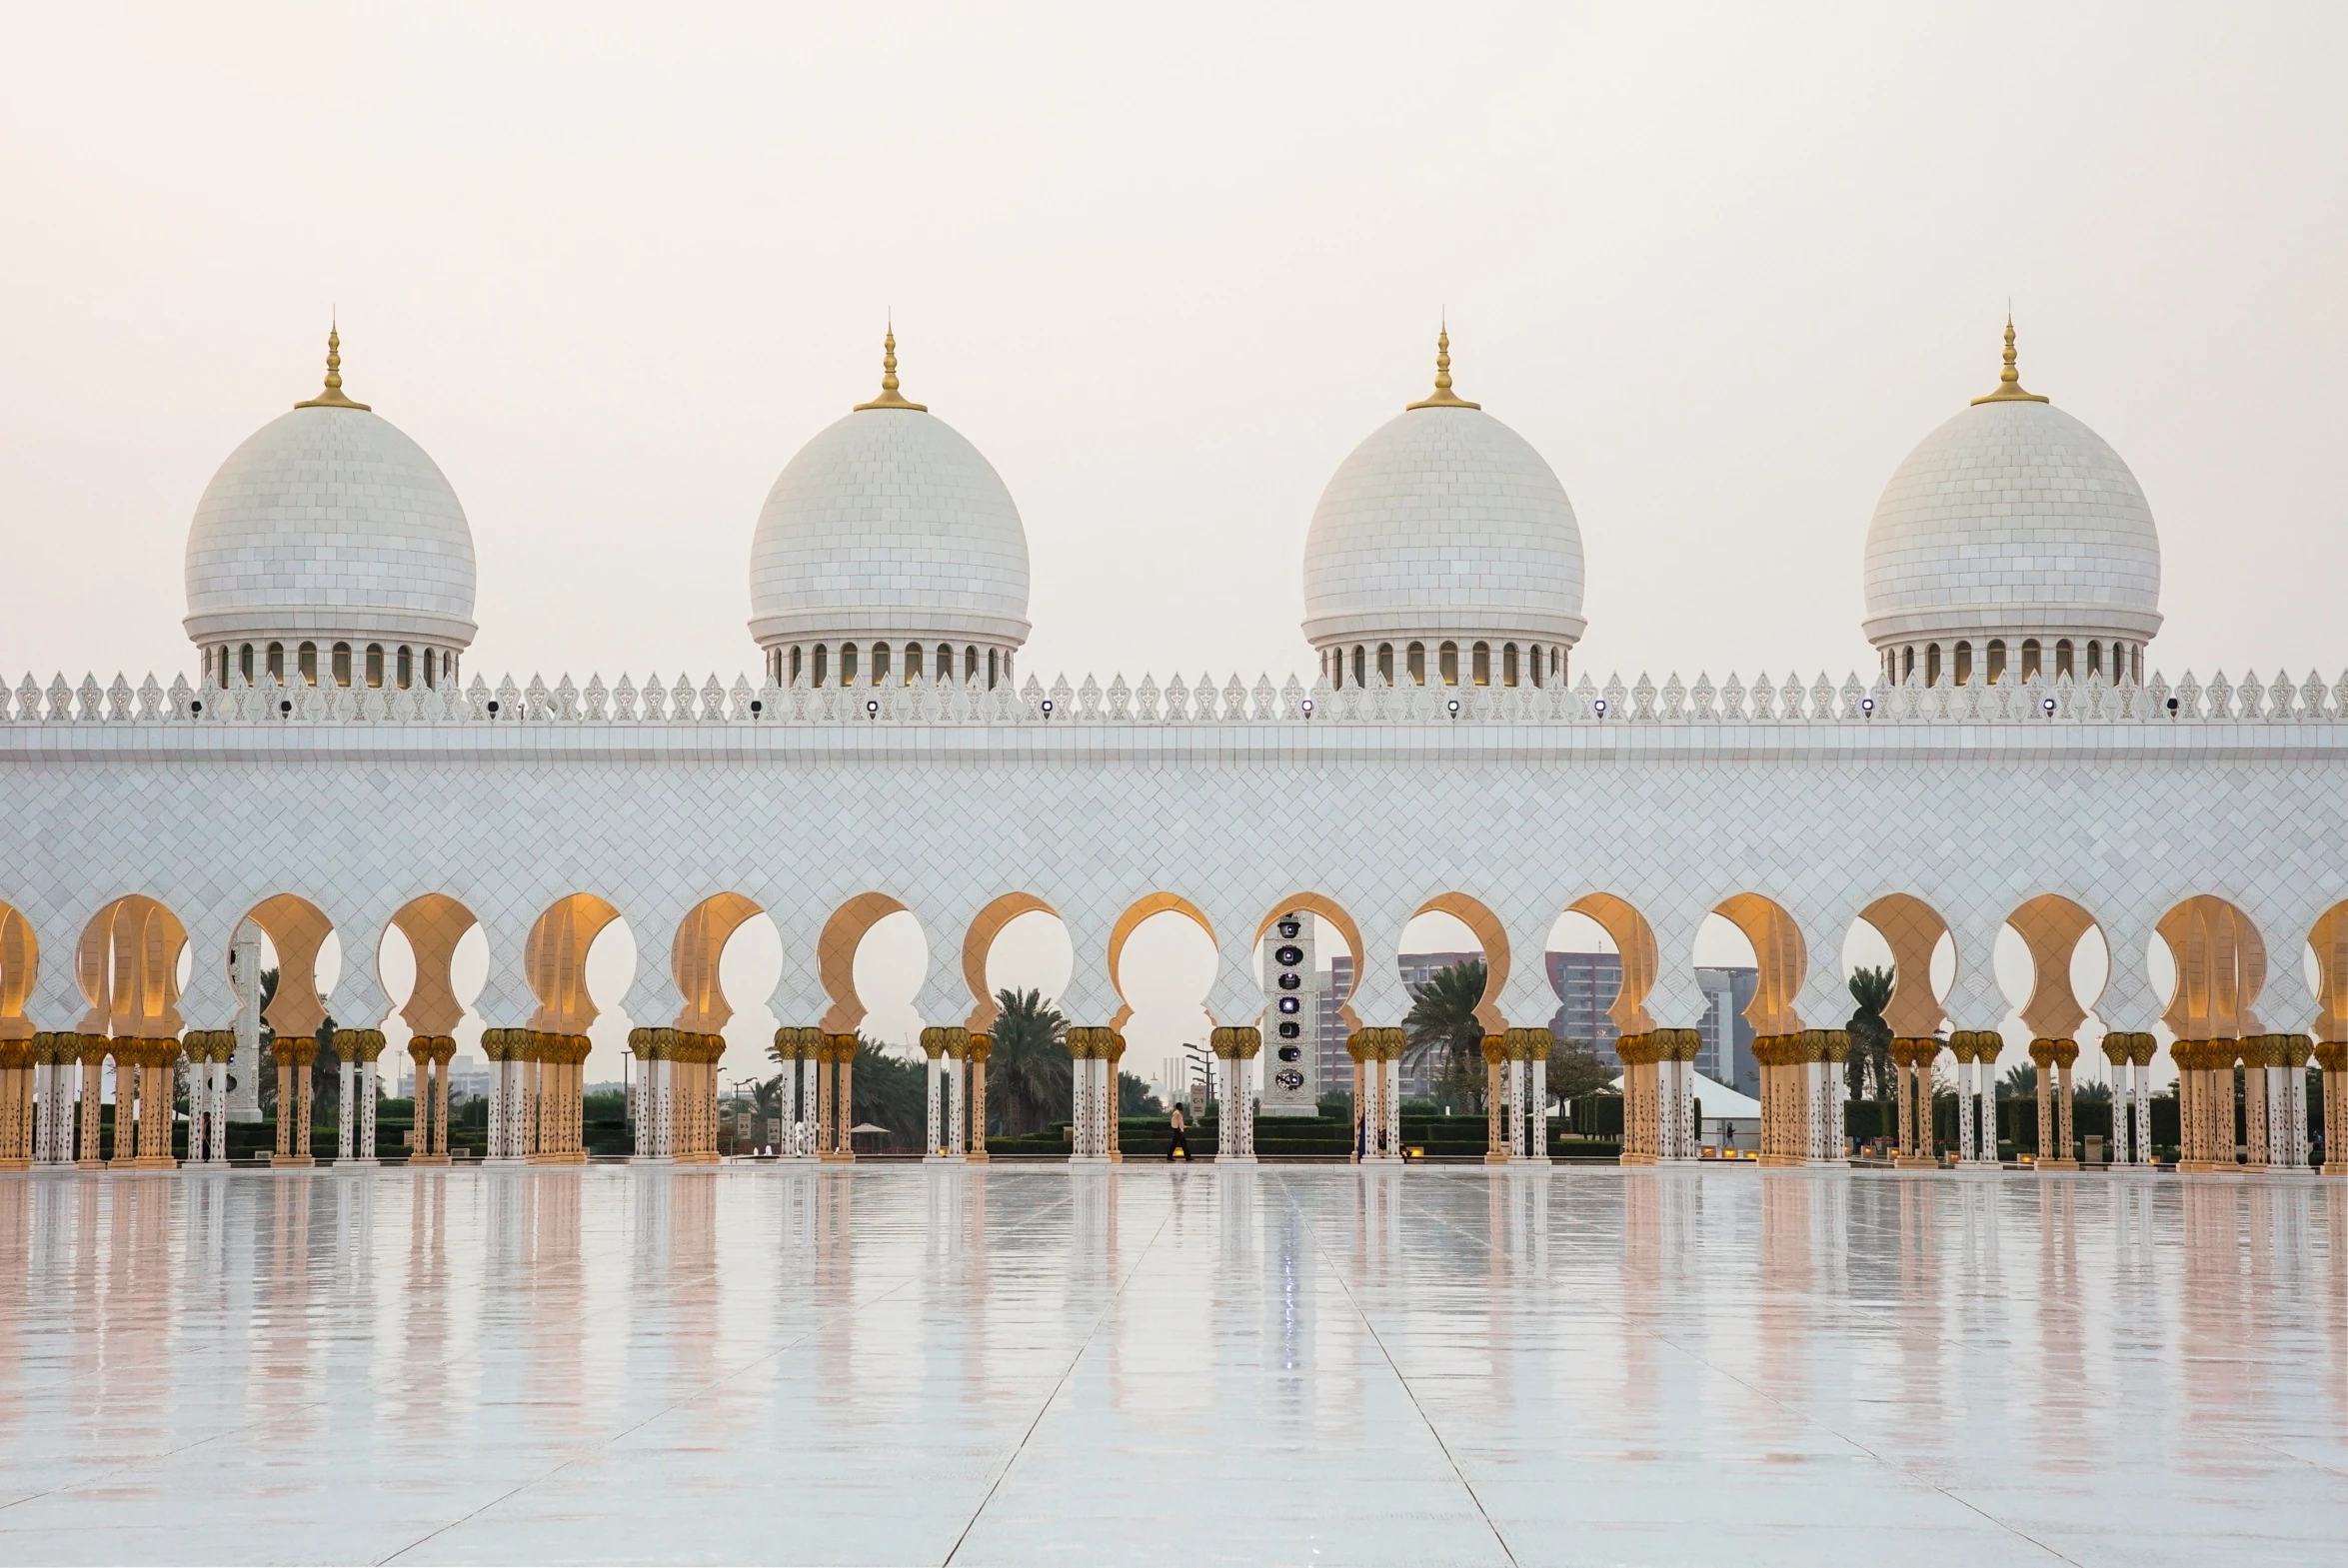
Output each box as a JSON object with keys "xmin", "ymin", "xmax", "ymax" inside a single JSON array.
[
  {"xmin": 1564, "ymin": 892, "xmax": 1657, "ymax": 1034},
  {"xmin": 243, "ymin": 893, "xmax": 334, "ymax": 1037},
  {"xmin": 675, "ymin": 892, "xmax": 764, "ymax": 1033},
  {"xmin": 522, "ymin": 893, "xmax": 617, "ymax": 1033},
  {"xmin": 0, "ymin": 901, "xmax": 34, "ymax": 1040},
  {"xmin": 1109, "ymin": 891, "xmax": 1216, "ymax": 1030},
  {"xmin": 1255, "ymin": 893, "xmax": 1365, "ymax": 1029},
  {"xmin": 78, "ymin": 894, "xmax": 189, "ymax": 1036},
  {"xmin": 1713, "ymin": 892, "xmax": 1805, "ymax": 1035},
  {"xmin": 817, "ymin": 891, "xmax": 907, "ymax": 1033},
  {"xmin": 1413, "ymin": 892, "xmax": 1508, "ymax": 1031},
  {"xmin": 2310, "ymin": 902, "xmax": 2348, "ymax": 1042},
  {"xmin": 2007, "ymin": 893, "xmax": 2099, "ymax": 1037},
  {"xmin": 2156, "ymin": 894, "xmax": 2266, "ymax": 1039},
  {"xmin": 1857, "ymin": 893, "xmax": 1949, "ymax": 1037},
  {"xmin": 961, "ymin": 891, "xmax": 1054, "ymax": 1031},
  {"xmin": 391, "ymin": 893, "xmax": 480, "ymax": 1036}
]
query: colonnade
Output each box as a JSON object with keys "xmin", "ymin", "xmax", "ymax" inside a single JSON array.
[
  {"xmin": 2173, "ymin": 1035, "xmax": 2321, "ymax": 1173},
  {"xmin": 1068, "ymin": 1026, "xmax": 1126, "ymax": 1162},
  {"xmin": 1478, "ymin": 1029, "xmax": 1552, "ymax": 1164},
  {"xmin": 1207, "ymin": 1027, "xmax": 1257, "ymax": 1163},
  {"xmin": 1347, "ymin": 1027, "xmax": 1403, "ymax": 1162},
  {"xmin": 482, "ymin": 1029, "xmax": 590, "ymax": 1164},
  {"xmin": 625, "ymin": 1028, "xmax": 724, "ymax": 1163},
  {"xmin": 1753, "ymin": 1032, "xmax": 1850, "ymax": 1167},
  {"xmin": 1618, "ymin": 1029, "xmax": 1700, "ymax": 1164},
  {"xmin": 1947, "ymin": 1031, "xmax": 2002, "ymax": 1164},
  {"xmin": 406, "ymin": 1034, "xmax": 454, "ymax": 1164}
]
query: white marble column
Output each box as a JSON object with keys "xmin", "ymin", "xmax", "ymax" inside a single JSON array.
[
  {"xmin": 357, "ymin": 1059, "xmax": 378, "ymax": 1162},
  {"xmin": 485, "ymin": 1055, "xmax": 510, "ymax": 1161},
  {"xmin": 1383, "ymin": 1055, "xmax": 1402, "ymax": 1161},
  {"xmin": 947, "ymin": 1054, "xmax": 966, "ymax": 1157},
  {"xmin": 1506, "ymin": 1058, "xmax": 1526, "ymax": 1158},
  {"xmin": 337, "ymin": 1057, "xmax": 356, "ymax": 1162},
  {"xmin": 924, "ymin": 1051, "xmax": 945, "ymax": 1160},
  {"xmin": 1526, "ymin": 1055, "xmax": 1549, "ymax": 1164}
]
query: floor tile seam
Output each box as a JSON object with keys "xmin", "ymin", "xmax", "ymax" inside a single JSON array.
[
  {"xmin": 939, "ymin": 1196, "xmax": 1179, "ymax": 1568},
  {"xmin": 372, "ymin": 1179, "xmax": 1090, "ymax": 1567},
  {"xmin": 1371, "ymin": 1177, "xmax": 2087, "ymax": 1565},
  {"xmin": 1275, "ymin": 1172, "xmax": 1519, "ymax": 1568}
]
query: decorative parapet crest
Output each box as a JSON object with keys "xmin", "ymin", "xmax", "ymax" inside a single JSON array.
[{"xmin": 6, "ymin": 665, "xmax": 2348, "ymax": 730}]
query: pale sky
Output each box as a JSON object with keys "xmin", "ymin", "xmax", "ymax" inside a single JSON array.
[{"xmin": 10, "ymin": 3, "xmax": 2342, "ymax": 1095}]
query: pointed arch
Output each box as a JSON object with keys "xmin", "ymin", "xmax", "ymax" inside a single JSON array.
[
  {"xmin": 2006, "ymin": 893, "xmax": 2099, "ymax": 1038},
  {"xmin": 1712, "ymin": 893, "xmax": 1806, "ymax": 1036},
  {"xmin": 815, "ymin": 891, "xmax": 909, "ymax": 1034},
  {"xmin": 961, "ymin": 892, "xmax": 1056, "ymax": 1031},
  {"xmin": 1413, "ymin": 892, "xmax": 1509, "ymax": 1032},
  {"xmin": 2309, "ymin": 902, "xmax": 2348, "ymax": 1043},
  {"xmin": 242, "ymin": 893, "xmax": 334, "ymax": 1037},
  {"xmin": 0, "ymin": 901, "xmax": 36, "ymax": 1041},
  {"xmin": 2155, "ymin": 895, "xmax": 2266, "ymax": 1040},
  {"xmin": 391, "ymin": 893, "xmax": 481, "ymax": 1037},
  {"xmin": 1564, "ymin": 891, "xmax": 1659, "ymax": 1034},
  {"xmin": 675, "ymin": 892, "xmax": 766, "ymax": 1033},
  {"xmin": 1857, "ymin": 893, "xmax": 1950, "ymax": 1038},
  {"xmin": 522, "ymin": 893, "xmax": 619, "ymax": 1034},
  {"xmin": 77, "ymin": 895, "xmax": 190, "ymax": 1037}
]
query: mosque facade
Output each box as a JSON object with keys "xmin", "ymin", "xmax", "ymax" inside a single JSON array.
[{"xmin": 1, "ymin": 321, "xmax": 2344, "ymax": 1178}]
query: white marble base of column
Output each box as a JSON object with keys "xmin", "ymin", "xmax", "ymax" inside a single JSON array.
[
  {"xmin": 923, "ymin": 1152, "xmax": 963, "ymax": 1164},
  {"xmin": 629, "ymin": 1154, "xmax": 674, "ymax": 1165},
  {"xmin": 1215, "ymin": 1152, "xmax": 1258, "ymax": 1166},
  {"xmin": 342, "ymin": 1157, "xmax": 381, "ymax": 1169},
  {"xmin": 1067, "ymin": 1153, "xmax": 1112, "ymax": 1166}
]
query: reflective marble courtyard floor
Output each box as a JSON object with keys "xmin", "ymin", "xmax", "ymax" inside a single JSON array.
[{"xmin": 2, "ymin": 1166, "xmax": 2345, "ymax": 1567}]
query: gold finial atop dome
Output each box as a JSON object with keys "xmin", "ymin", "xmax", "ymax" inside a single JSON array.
[
  {"xmin": 1971, "ymin": 313, "xmax": 2050, "ymax": 405},
  {"xmin": 294, "ymin": 321, "xmax": 372, "ymax": 411},
  {"xmin": 854, "ymin": 320, "xmax": 929, "ymax": 412},
  {"xmin": 1406, "ymin": 320, "xmax": 1480, "ymax": 410}
]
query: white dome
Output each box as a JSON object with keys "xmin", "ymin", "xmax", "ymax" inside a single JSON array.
[
  {"xmin": 1862, "ymin": 362, "xmax": 2160, "ymax": 651},
  {"xmin": 748, "ymin": 402, "xmax": 1031, "ymax": 650},
  {"xmin": 1301, "ymin": 398, "xmax": 1586, "ymax": 650},
  {"xmin": 183, "ymin": 381, "xmax": 478, "ymax": 650}
]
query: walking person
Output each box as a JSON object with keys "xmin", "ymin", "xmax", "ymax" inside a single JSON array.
[{"xmin": 1166, "ymin": 1103, "xmax": 1190, "ymax": 1161}]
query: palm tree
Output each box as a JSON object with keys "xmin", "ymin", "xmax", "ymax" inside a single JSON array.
[
  {"xmin": 989, "ymin": 987, "xmax": 1069, "ymax": 1135},
  {"xmin": 1845, "ymin": 965, "xmax": 1894, "ymax": 1100},
  {"xmin": 1403, "ymin": 958, "xmax": 1489, "ymax": 1110},
  {"xmin": 849, "ymin": 1037, "xmax": 927, "ymax": 1149},
  {"xmin": 2000, "ymin": 1061, "xmax": 2038, "ymax": 1100}
]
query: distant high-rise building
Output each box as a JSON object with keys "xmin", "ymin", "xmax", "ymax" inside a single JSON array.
[
  {"xmin": 1547, "ymin": 951, "xmax": 1625, "ymax": 1064},
  {"xmin": 1697, "ymin": 966, "xmax": 1760, "ymax": 1094},
  {"xmin": 1326, "ymin": 951, "xmax": 1485, "ymax": 1097},
  {"xmin": 1325, "ymin": 952, "xmax": 1759, "ymax": 1098}
]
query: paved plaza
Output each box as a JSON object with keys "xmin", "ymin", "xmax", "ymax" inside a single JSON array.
[{"xmin": 2, "ymin": 1165, "xmax": 2345, "ymax": 1566}]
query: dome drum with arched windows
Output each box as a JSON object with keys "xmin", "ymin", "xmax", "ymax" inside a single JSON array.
[
  {"xmin": 182, "ymin": 329, "xmax": 477, "ymax": 696},
  {"xmin": 746, "ymin": 331, "xmax": 1031, "ymax": 693},
  {"xmin": 1861, "ymin": 321, "xmax": 2160, "ymax": 690},
  {"xmin": 1299, "ymin": 329, "xmax": 1587, "ymax": 693}
]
